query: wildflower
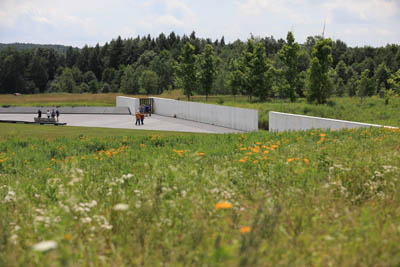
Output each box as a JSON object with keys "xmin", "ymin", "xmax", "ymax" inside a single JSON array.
[
  {"xmin": 253, "ymin": 160, "xmax": 258, "ymax": 164},
  {"xmin": 263, "ymin": 150, "xmax": 269, "ymax": 154},
  {"xmin": 140, "ymin": 144, "xmax": 146, "ymax": 148},
  {"xmin": 238, "ymin": 159, "xmax": 246, "ymax": 163},
  {"xmin": 240, "ymin": 226, "xmax": 251, "ymax": 234},
  {"xmin": 240, "ymin": 147, "xmax": 247, "ymax": 151},
  {"xmin": 215, "ymin": 202, "xmax": 233, "ymax": 209},
  {"xmin": 287, "ymin": 158, "xmax": 294, "ymax": 163},
  {"xmin": 304, "ymin": 158, "xmax": 309, "ymax": 165},
  {"xmin": 113, "ymin": 203, "xmax": 129, "ymax": 211},
  {"xmin": 64, "ymin": 234, "xmax": 72, "ymax": 241},
  {"xmin": 32, "ymin": 240, "xmax": 57, "ymax": 252},
  {"xmin": 320, "ymin": 133, "xmax": 326, "ymax": 137},
  {"xmin": 197, "ymin": 152, "xmax": 205, "ymax": 156}
]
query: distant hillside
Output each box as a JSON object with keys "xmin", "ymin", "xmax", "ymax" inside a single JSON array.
[{"xmin": 0, "ymin": 43, "xmax": 78, "ymax": 53}]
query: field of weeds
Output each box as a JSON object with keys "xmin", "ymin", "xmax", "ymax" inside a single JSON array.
[{"xmin": 1, "ymin": 126, "xmax": 400, "ymax": 266}]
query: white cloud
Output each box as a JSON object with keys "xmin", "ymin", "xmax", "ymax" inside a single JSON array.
[
  {"xmin": 0, "ymin": 0, "xmax": 398, "ymax": 47},
  {"xmin": 322, "ymin": 0, "xmax": 399, "ymax": 21},
  {"xmin": 236, "ymin": 0, "xmax": 311, "ymax": 25}
]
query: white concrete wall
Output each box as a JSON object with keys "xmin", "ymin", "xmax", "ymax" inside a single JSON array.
[
  {"xmin": 151, "ymin": 97, "xmax": 258, "ymax": 132},
  {"xmin": 116, "ymin": 96, "xmax": 140, "ymax": 115},
  {"xmin": 269, "ymin": 111, "xmax": 385, "ymax": 132}
]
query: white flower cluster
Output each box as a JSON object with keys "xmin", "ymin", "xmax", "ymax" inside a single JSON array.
[
  {"xmin": 105, "ymin": 173, "xmax": 134, "ymax": 196},
  {"xmin": 3, "ymin": 187, "xmax": 16, "ymax": 203},
  {"xmin": 72, "ymin": 200, "xmax": 97, "ymax": 213}
]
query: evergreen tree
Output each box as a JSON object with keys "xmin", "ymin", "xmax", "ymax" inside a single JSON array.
[
  {"xmin": 177, "ymin": 42, "xmax": 197, "ymax": 100},
  {"xmin": 358, "ymin": 69, "xmax": 375, "ymax": 101},
  {"xmin": 387, "ymin": 69, "xmax": 400, "ymax": 94},
  {"xmin": 306, "ymin": 38, "xmax": 333, "ymax": 104},
  {"xmin": 278, "ymin": 31, "xmax": 300, "ymax": 102},
  {"xmin": 89, "ymin": 44, "xmax": 102, "ymax": 80},
  {"xmin": 250, "ymin": 42, "xmax": 273, "ymax": 101},
  {"xmin": 374, "ymin": 63, "xmax": 390, "ymax": 92},
  {"xmin": 199, "ymin": 44, "xmax": 217, "ymax": 101},
  {"xmin": 335, "ymin": 60, "xmax": 348, "ymax": 84},
  {"xmin": 28, "ymin": 55, "xmax": 48, "ymax": 92},
  {"xmin": 109, "ymin": 36, "xmax": 124, "ymax": 69}
]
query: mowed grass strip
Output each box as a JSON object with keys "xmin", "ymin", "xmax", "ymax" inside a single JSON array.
[
  {"xmin": 0, "ymin": 123, "xmax": 205, "ymax": 140},
  {"xmin": 1, "ymin": 126, "xmax": 400, "ymax": 266}
]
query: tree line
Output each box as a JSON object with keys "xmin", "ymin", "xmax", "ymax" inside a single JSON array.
[{"xmin": 0, "ymin": 31, "xmax": 399, "ymax": 103}]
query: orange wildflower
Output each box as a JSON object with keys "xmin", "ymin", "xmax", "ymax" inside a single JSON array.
[
  {"xmin": 238, "ymin": 159, "xmax": 246, "ymax": 163},
  {"xmin": 215, "ymin": 202, "xmax": 233, "ymax": 209},
  {"xmin": 304, "ymin": 158, "xmax": 309, "ymax": 165},
  {"xmin": 287, "ymin": 158, "xmax": 294, "ymax": 163},
  {"xmin": 240, "ymin": 226, "xmax": 251, "ymax": 234},
  {"xmin": 253, "ymin": 160, "xmax": 258, "ymax": 164},
  {"xmin": 197, "ymin": 152, "xmax": 205, "ymax": 156},
  {"xmin": 263, "ymin": 150, "xmax": 269, "ymax": 154},
  {"xmin": 240, "ymin": 147, "xmax": 247, "ymax": 151},
  {"xmin": 64, "ymin": 234, "xmax": 72, "ymax": 241},
  {"xmin": 320, "ymin": 133, "xmax": 326, "ymax": 137}
]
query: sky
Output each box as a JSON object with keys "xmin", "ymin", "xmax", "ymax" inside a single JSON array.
[{"xmin": 0, "ymin": 0, "xmax": 399, "ymax": 48}]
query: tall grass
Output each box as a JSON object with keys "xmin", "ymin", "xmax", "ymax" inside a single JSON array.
[{"xmin": 1, "ymin": 126, "xmax": 400, "ymax": 265}]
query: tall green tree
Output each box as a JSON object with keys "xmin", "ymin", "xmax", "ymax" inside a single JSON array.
[
  {"xmin": 358, "ymin": 69, "xmax": 375, "ymax": 101},
  {"xmin": 28, "ymin": 55, "xmax": 48, "ymax": 92},
  {"xmin": 177, "ymin": 42, "xmax": 197, "ymax": 100},
  {"xmin": 278, "ymin": 31, "xmax": 300, "ymax": 102},
  {"xmin": 374, "ymin": 63, "xmax": 390, "ymax": 92},
  {"xmin": 306, "ymin": 38, "xmax": 333, "ymax": 104},
  {"xmin": 109, "ymin": 36, "xmax": 124, "ymax": 69},
  {"xmin": 120, "ymin": 65, "xmax": 137, "ymax": 94},
  {"xmin": 150, "ymin": 50, "xmax": 175, "ymax": 93},
  {"xmin": 228, "ymin": 58, "xmax": 245, "ymax": 101},
  {"xmin": 250, "ymin": 42, "xmax": 273, "ymax": 101},
  {"xmin": 199, "ymin": 44, "xmax": 217, "ymax": 101},
  {"xmin": 58, "ymin": 67, "xmax": 76, "ymax": 93},
  {"xmin": 387, "ymin": 69, "xmax": 400, "ymax": 94},
  {"xmin": 139, "ymin": 70, "xmax": 159, "ymax": 95}
]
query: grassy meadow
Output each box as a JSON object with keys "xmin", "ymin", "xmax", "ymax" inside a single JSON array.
[{"xmin": 1, "ymin": 123, "xmax": 400, "ymax": 266}]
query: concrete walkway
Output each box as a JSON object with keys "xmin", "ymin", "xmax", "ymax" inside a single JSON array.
[{"xmin": 0, "ymin": 113, "xmax": 242, "ymax": 134}]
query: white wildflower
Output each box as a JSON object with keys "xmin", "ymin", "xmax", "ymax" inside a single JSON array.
[
  {"xmin": 81, "ymin": 217, "xmax": 92, "ymax": 224},
  {"xmin": 32, "ymin": 240, "xmax": 57, "ymax": 252},
  {"xmin": 181, "ymin": 190, "xmax": 187, "ymax": 198},
  {"xmin": 113, "ymin": 203, "xmax": 129, "ymax": 211},
  {"xmin": 3, "ymin": 189, "xmax": 16, "ymax": 203}
]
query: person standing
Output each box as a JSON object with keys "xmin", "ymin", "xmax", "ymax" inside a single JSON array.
[
  {"xmin": 140, "ymin": 112, "xmax": 144, "ymax": 125},
  {"xmin": 38, "ymin": 110, "xmax": 42, "ymax": 118},
  {"xmin": 56, "ymin": 110, "xmax": 60, "ymax": 122},
  {"xmin": 46, "ymin": 110, "xmax": 51, "ymax": 118},
  {"xmin": 51, "ymin": 109, "xmax": 56, "ymax": 119},
  {"xmin": 135, "ymin": 111, "xmax": 141, "ymax": 126}
]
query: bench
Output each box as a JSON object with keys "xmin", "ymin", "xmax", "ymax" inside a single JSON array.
[{"xmin": 34, "ymin": 117, "xmax": 56, "ymax": 123}]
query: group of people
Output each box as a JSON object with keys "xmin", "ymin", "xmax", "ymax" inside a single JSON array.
[
  {"xmin": 135, "ymin": 104, "xmax": 150, "ymax": 126},
  {"xmin": 38, "ymin": 109, "xmax": 60, "ymax": 122}
]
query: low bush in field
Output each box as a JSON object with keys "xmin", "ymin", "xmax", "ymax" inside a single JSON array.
[{"xmin": 1, "ymin": 127, "xmax": 400, "ymax": 266}]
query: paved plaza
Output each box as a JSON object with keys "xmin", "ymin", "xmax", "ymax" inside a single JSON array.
[{"xmin": 0, "ymin": 113, "xmax": 242, "ymax": 134}]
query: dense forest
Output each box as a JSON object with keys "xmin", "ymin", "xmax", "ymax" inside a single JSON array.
[{"xmin": 0, "ymin": 31, "xmax": 399, "ymax": 103}]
